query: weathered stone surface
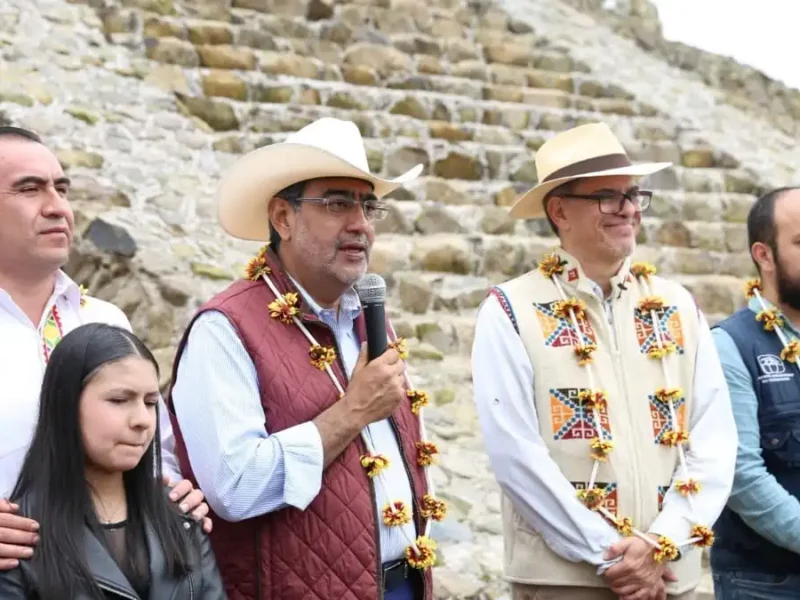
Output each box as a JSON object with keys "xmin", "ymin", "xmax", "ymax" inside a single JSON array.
[
  {"xmin": 260, "ymin": 51, "xmax": 320, "ymax": 79},
  {"xmin": 483, "ymin": 42, "xmax": 533, "ymax": 67},
  {"xmin": 86, "ymin": 218, "xmax": 137, "ymax": 257},
  {"xmin": 386, "ymin": 147, "xmax": 430, "ymax": 177},
  {"xmin": 341, "ymin": 64, "xmax": 378, "ymax": 86},
  {"xmin": 480, "ymin": 206, "xmax": 515, "ymax": 234},
  {"xmin": 397, "ymin": 272, "xmax": 433, "ymax": 314},
  {"xmin": 655, "ymin": 221, "xmax": 691, "ymax": 247},
  {"xmin": 390, "ymin": 96, "xmax": 429, "ymax": 120},
  {"xmin": 121, "ymin": 0, "xmax": 175, "ymax": 15},
  {"xmin": 416, "ymin": 204, "xmax": 464, "ymax": 234},
  {"xmin": 202, "ymin": 70, "xmax": 247, "ymax": 100},
  {"xmin": 56, "ymin": 149, "xmax": 105, "ymax": 170},
  {"xmin": 176, "ymin": 94, "xmax": 239, "ymax": 130},
  {"xmin": 306, "ymin": 0, "xmax": 334, "ymax": 20},
  {"xmin": 143, "ymin": 17, "xmax": 183, "ymax": 39},
  {"xmin": 412, "ymin": 236, "xmax": 475, "ymax": 274},
  {"xmin": 187, "ymin": 21, "xmax": 233, "ymax": 45},
  {"xmin": 197, "ymin": 44, "xmax": 255, "ymax": 70},
  {"xmin": 681, "ymin": 148, "xmax": 715, "ymax": 169},
  {"xmin": 434, "ymin": 152, "xmax": 483, "ymax": 180},
  {"xmin": 429, "ymin": 122, "xmax": 471, "ymax": 142},
  {"xmin": 343, "ymin": 43, "xmax": 413, "ymax": 77},
  {"xmin": 483, "ymin": 107, "xmax": 529, "ymax": 131},
  {"xmin": 145, "ymin": 38, "xmax": 198, "ymax": 66}
]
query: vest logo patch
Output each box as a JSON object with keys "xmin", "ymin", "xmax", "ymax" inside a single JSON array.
[
  {"xmin": 535, "ymin": 301, "xmax": 597, "ymax": 348},
  {"xmin": 634, "ymin": 306, "xmax": 685, "ymax": 356},
  {"xmin": 649, "ymin": 393, "xmax": 686, "ymax": 445},
  {"xmin": 572, "ymin": 481, "xmax": 618, "ymax": 517},
  {"xmin": 757, "ymin": 354, "xmax": 793, "ymax": 383},
  {"xmin": 550, "ymin": 388, "xmax": 612, "ymax": 441}
]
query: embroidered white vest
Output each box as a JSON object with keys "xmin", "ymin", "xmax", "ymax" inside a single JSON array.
[{"xmin": 495, "ymin": 250, "xmax": 701, "ymax": 593}]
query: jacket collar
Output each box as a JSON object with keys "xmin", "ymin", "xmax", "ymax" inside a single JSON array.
[{"xmin": 547, "ymin": 247, "xmax": 633, "ymax": 301}]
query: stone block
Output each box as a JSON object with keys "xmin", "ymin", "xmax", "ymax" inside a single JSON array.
[
  {"xmin": 671, "ymin": 248, "xmax": 715, "ymax": 276},
  {"xmin": 494, "ymin": 186, "xmax": 518, "ymax": 207},
  {"xmin": 415, "ymin": 205, "xmax": 465, "ymax": 234},
  {"xmin": 417, "ymin": 56, "xmax": 445, "ymax": 75},
  {"xmin": 533, "ymin": 52, "xmax": 573, "ymax": 73},
  {"xmin": 145, "ymin": 38, "xmax": 199, "ymax": 67},
  {"xmin": 342, "ymin": 65, "xmax": 379, "ymax": 86},
  {"xmin": 66, "ymin": 106, "xmax": 100, "ymax": 125},
  {"xmin": 428, "ymin": 15, "xmax": 465, "ymax": 38},
  {"xmin": 143, "ymin": 64, "xmax": 190, "ymax": 94},
  {"xmin": 724, "ymin": 172, "xmax": 761, "ymax": 195},
  {"xmin": 176, "ymin": 94, "xmax": 239, "ymax": 130},
  {"xmin": 538, "ymin": 112, "xmax": 575, "ymax": 131},
  {"xmin": 528, "ymin": 70, "xmax": 574, "ymax": 93},
  {"xmin": 390, "ymin": 96, "xmax": 429, "ymax": 120},
  {"xmin": 594, "ymin": 98, "xmax": 637, "ymax": 116},
  {"xmin": 483, "ymin": 84, "xmax": 523, "ymax": 103},
  {"xmin": 479, "ymin": 237, "xmax": 528, "ymax": 277},
  {"xmin": 510, "ymin": 159, "xmax": 538, "ymax": 184},
  {"xmin": 143, "ymin": 17, "xmax": 183, "ymax": 39},
  {"xmin": 681, "ymin": 193, "xmax": 721, "ymax": 222},
  {"xmin": 454, "ymin": 60, "xmax": 489, "ymax": 81},
  {"xmin": 522, "ymin": 89, "xmax": 571, "ymax": 109},
  {"xmin": 688, "ymin": 222, "xmax": 726, "ymax": 252},
  {"xmin": 369, "ymin": 238, "xmax": 412, "ymax": 275},
  {"xmin": 444, "ymin": 38, "xmax": 480, "ymax": 63},
  {"xmin": 232, "ymin": 0, "xmax": 306, "ymax": 16},
  {"xmin": 480, "ymin": 206, "xmax": 515, "ymax": 234},
  {"xmin": 121, "ymin": 0, "xmax": 175, "ymax": 15},
  {"xmin": 723, "ymin": 195, "xmax": 755, "ymax": 223},
  {"xmin": 723, "ymin": 224, "xmax": 748, "ymax": 253},
  {"xmin": 655, "ymin": 221, "xmax": 691, "ymax": 247},
  {"xmin": 488, "ymin": 64, "xmax": 527, "ymax": 87},
  {"xmin": 326, "ymin": 90, "xmax": 367, "ymax": 110},
  {"xmin": 86, "ymin": 218, "xmax": 137, "ymax": 257},
  {"xmin": 55, "ymin": 149, "xmax": 105, "ymax": 170},
  {"xmin": 182, "ymin": 0, "xmax": 232, "ymax": 21},
  {"xmin": 252, "ymin": 85, "xmax": 294, "ymax": 104},
  {"xmin": 197, "ymin": 44, "xmax": 256, "ymax": 70},
  {"xmin": 484, "ymin": 42, "xmax": 533, "ymax": 67},
  {"xmin": 187, "ymin": 21, "xmax": 234, "ymax": 45},
  {"xmin": 202, "ymin": 70, "xmax": 247, "ymax": 100},
  {"xmin": 424, "ymin": 179, "xmax": 469, "ymax": 205},
  {"xmin": 681, "ymin": 148, "xmax": 715, "ymax": 169},
  {"xmin": 392, "ymin": 33, "xmax": 441, "ymax": 57},
  {"xmin": 397, "ymin": 273, "xmax": 433, "ymax": 314},
  {"xmin": 412, "ymin": 236, "xmax": 476, "ymax": 274},
  {"xmin": 259, "ymin": 51, "xmax": 320, "ymax": 79},
  {"xmin": 635, "ymin": 123, "xmax": 674, "ymax": 142},
  {"xmin": 434, "ymin": 152, "xmax": 483, "ymax": 181},
  {"xmin": 430, "ymin": 122, "xmax": 472, "ymax": 143},
  {"xmin": 236, "ymin": 28, "xmax": 277, "ymax": 50},
  {"xmin": 386, "ymin": 147, "xmax": 430, "ymax": 177},
  {"xmin": 482, "ymin": 107, "xmax": 529, "ymax": 131},
  {"xmin": 343, "ymin": 43, "xmax": 413, "ymax": 77},
  {"xmin": 307, "ymin": 0, "xmax": 334, "ymax": 20}
]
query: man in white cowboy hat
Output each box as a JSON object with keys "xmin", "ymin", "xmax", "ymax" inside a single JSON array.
[
  {"xmin": 167, "ymin": 117, "xmax": 440, "ymax": 600},
  {"xmin": 471, "ymin": 122, "xmax": 736, "ymax": 600}
]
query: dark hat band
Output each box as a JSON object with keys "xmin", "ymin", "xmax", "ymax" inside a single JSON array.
[{"xmin": 542, "ymin": 153, "xmax": 632, "ymax": 183}]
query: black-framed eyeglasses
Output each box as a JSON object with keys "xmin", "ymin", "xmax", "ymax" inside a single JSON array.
[
  {"xmin": 558, "ymin": 189, "xmax": 653, "ymax": 214},
  {"xmin": 295, "ymin": 191, "xmax": 389, "ymax": 222}
]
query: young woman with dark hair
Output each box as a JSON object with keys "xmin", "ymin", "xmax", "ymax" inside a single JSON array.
[{"xmin": 0, "ymin": 323, "xmax": 226, "ymax": 599}]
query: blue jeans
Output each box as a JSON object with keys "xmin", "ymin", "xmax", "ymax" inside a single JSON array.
[
  {"xmin": 384, "ymin": 577, "xmax": 416, "ymax": 600},
  {"xmin": 713, "ymin": 571, "xmax": 800, "ymax": 599}
]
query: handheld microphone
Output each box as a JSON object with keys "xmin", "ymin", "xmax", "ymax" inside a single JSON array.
[{"xmin": 355, "ymin": 273, "xmax": 387, "ymax": 361}]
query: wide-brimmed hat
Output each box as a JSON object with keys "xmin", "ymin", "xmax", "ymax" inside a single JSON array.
[
  {"xmin": 509, "ymin": 122, "xmax": 672, "ymax": 219},
  {"xmin": 217, "ymin": 117, "xmax": 423, "ymax": 241}
]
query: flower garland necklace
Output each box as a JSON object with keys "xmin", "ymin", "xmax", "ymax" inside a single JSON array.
[
  {"xmin": 538, "ymin": 251, "xmax": 714, "ymax": 563},
  {"xmin": 745, "ymin": 279, "xmax": 800, "ymax": 363},
  {"xmin": 245, "ymin": 247, "xmax": 446, "ymax": 570}
]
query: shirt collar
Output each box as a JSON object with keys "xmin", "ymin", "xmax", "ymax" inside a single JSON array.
[
  {"xmin": 748, "ymin": 296, "xmax": 800, "ymax": 337},
  {"xmin": 287, "ymin": 275, "xmax": 361, "ymax": 321},
  {"xmin": 0, "ymin": 270, "xmax": 81, "ymax": 312},
  {"xmin": 551, "ymin": 247, "xmax": 633, "ymax": 301}
]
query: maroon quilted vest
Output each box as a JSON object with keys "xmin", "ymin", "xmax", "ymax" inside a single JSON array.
[{"xmin": 166, "ymin": 251, "xmax": 433, "ymax": 600}]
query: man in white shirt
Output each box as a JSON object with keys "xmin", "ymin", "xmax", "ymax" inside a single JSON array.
[
  {"xmin": 0, "ymin": 126, "xmax": 210, "ymax": 570},
  {"xmin": 472, "ymin": 123, "xmax": 736, "ymax": 600}
]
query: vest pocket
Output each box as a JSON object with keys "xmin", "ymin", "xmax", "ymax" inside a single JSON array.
[{"xmin": 761, "ymin": 427, "xmax": 800, "ymax": 468}]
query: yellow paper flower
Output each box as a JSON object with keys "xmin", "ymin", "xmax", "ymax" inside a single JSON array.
[
  {"xmin": 407, "ymin": 389, "xmax": 430, "ymax": 415},
  {"xmin": 653, "ymin": 536, "xmax": 679, "ymax": 563},
  {"xmin": 756, "ymin": 308, "xmax": 784, "ymax": 332},
  {"xmin": 660, "ymin": 429, "xmax": 689, "ymax": 447},
  {"xmin": 574, "ymin": 343, "xmax": 597, "ymax": 366},
  {"xmin": 781, "ymin": 340, "xmax": 800, "ymax": 363},
  {"xmin": 578, "ymin": 389, "xmax": 608, "ymax": 411},
  {"xmin": 419, "ymin": 494, "xmax": 447, "ymax": 521},
  {"xmin": 577, "ymin": 487, "xmax": 607, "ymax": 511},
  {"xmin": 245, "ymin": 246, "xmax": 271, "ymax": 281},
  {"xmin": 690, "ymin": 524, "xmax": 715, "ymax": 548},
  {"xmin": 78, "ymin": 284, "xmax": 88, "ymax": 308},
  {"xmin": 630, "ymin": 262, "xmax": 657, "ymax": 279},
  {"xmin": 638, "ymin": 296, "xmax": 665, "ymax": 312},
  {"xmin": 614, "ymin": 516, "xmax": 633, "ymax": 536},
  {"xmin": 268, "ymin": 292, "xmax": 299, "ymax": 324},
  {"xmin": 590, "ymin": 438, "xmax": 615, "ymax": 462},
  {"xmin": 538, "ymin": 252, "xmax": 566, "ymax": 278},
  {"xmin": 676, "ymin": 479, "xmax": 701, "ymax": 496},
  {"xmin": 309, "ymin": 345, "xmax": 337, "ymax": 370},
  {"xmin": 553, "ymin": 298, "xmax": 586, "ymax": 320},
  {"xmin": 382, "ymin": 501, "xmax": 411, "ymax": 527},
  {"xmin": 406, "ymin": 536, "xmax": 437, "ymax": 570},
  {"xmin": 388, "ymin": 337, "xmax": 409, "ymax": 360},
  {"xmin": 360, "ymin": 454, "xmax": 390, "ymax": 478},
  {"xmin": 415, "ymin": 441, "xmax": 439, "ymax": 467},
  {"xmin": 744, "ymin": 278, "xmax": 762, "ymax": 299},
  {"xmin": 647, "ymin": 341, "xmax": 676, "ymax": 359},
  {"xmin": 654, "ymin": 387, "xmax": 683, "ymax": 403}
]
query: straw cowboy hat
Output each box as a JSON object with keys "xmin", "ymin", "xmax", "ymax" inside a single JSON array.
[
  {"xmin": 509, "ymin": 122, "xmax": 672, "ymax": 220},
  {"xmin": 217, "ymin": 117, "xmax": 424, "ymax": 241}
]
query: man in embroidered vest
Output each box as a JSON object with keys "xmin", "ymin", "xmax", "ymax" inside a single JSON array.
[
  {"xmin": 472, "ymin": 122, "xmax": 737, "ymax": 600},
  {"xmin": 710, "ymin": 187, "xmax": 800, "ymax": 599},
  {"xmin": 167, "ymin": 117, "xmax": 446, "ymax": 600},
  {"xmin": 0, "ymin": 126, "xmax": 210, "ymax": 570}
]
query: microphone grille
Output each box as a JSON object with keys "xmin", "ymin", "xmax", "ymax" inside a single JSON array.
[{"xmin": 355, "ymin": 273, "xmax": 386, "ymax": 304}]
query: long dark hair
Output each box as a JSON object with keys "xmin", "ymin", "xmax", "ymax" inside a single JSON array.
[{"xmin": 12, "ymin": 323, "xmax": 193, "ymax": 599}]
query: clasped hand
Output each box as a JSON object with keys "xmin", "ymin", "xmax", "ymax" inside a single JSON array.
[{"xmin": 603, "ymin": 535, "xmax": 678, "ymax": 600}]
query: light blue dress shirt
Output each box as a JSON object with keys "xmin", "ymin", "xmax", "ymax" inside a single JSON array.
[
  {"xmin": 712, "ymin": 297, "xmax": 800, "ymax": 554},
  {"xmin": 171, "ymin": 278, "xmax": 415, "ymax": 562}
]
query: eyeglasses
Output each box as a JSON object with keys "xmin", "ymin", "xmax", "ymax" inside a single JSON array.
[
  {"xmin": 558, "ymin": 189, "xmax": 653, "ymax": 214},
  {"xmin": 294, "ymin": 192, "xmax": 390, "ymax": 222}
]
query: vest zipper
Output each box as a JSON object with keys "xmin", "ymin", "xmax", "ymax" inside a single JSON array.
[{"xmin": 188, "ymin": 571, "xmax": 194, "ymax": 600}]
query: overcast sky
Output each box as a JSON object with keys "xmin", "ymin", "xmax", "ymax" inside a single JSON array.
[{"xmin": 650, "ymin": 0, "xmax": 800, "ymax": 90}]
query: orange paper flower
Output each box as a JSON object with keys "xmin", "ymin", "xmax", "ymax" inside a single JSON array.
[
  {"xmin": 405, "ymin": 536, "xmax": 437, "ymax": 570},
  {"xmin": 756, "ymin": 308, "xmax": 784, "ymax": 332},
  {"xmin": 419, "ymin": 494, "xmax": 447, "ymax": 521},
  {"xmin": 676, "ymin": 479, "xmax": 701, "ymax": 496},
  {"xmin": 638, "ymin": 296, "xmax": 665, "ymax": 312},
  {"xmin": 744, "ymin": 278, "xmax": 762, "ymax": 299},
  {"xmin": 382, "ymin": 501, "xmax": 411, "ymax": 526},
  {"xmin": 268, "ymin": 292, "xmax": 299, "ymax": 324},
  {"xmin": 660, "ymin": 429, "xmax": 689, "ymax": 447},
  {"xmin": 653, "ymin": 536, "xmax": 679, "ymax": 563},
  {"xmin": 590, "ymin": 438, "xmax": 615, "ymax": 462},
  {"xmin": 360, "ymin": 453, "xmax": 390, "ymax": 478},
  {"xmin": 630, "ymin": 262, "xmax": 657, "ymax": 279},
  {"xmin": 538, "ymin": 253, "xmax": 566, "ymax": 278},
  {"xmin": 654, "ymin": 387, "xmax": 683, "ymax": 403},
  {"xmin": 553, "ymin": 298, "xmax": 586, "ymax": 320},
  {"xmin": 690, "ymin": 524, "xmax": 715, "ymax": 548},
  {"xmin": 647, "ymin": 341, "xmax": 676, "ymax": 359},
  {"xmin": 416, "ymin": 441, "xmax": 439, "ymax": 467},
  {"xmin": 79, "ymin": 284, "xmax": 88, "ymax": 308},
  {"xmin": 574, "ymin": 343, "xmax": 597, "ymax": 366},
  {"xmin": 614, "ymin": 516, "xmax": 633, "ymax": 536},
  {"xmin": 388, "ymin": 337, "xmax": 409, "ymax": 360},
  {"xmin": 309, "ymin": 344, "xmax": 337, "ymax": 370},
  {"xmin": 577, "ymin": 487, "xmax": 607, "ymax": 511},
  {"xmin": 578, "ymin": 389, "xmax": 608, "ymax": 411},
  {"xmin": 781, "ymin": 340, "xmax": 800, "ymax": 363},
  {"xmin": 407, "ymin": 389, "xmax": 430, "ymax": 415},
  {"xmin": 245, "ymin": 246, "xmax": 271, "ymax": 281}
]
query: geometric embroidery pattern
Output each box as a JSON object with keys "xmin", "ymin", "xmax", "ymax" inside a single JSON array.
[
  {"xmin": 41, "ymin": 305, "xmax": 64, "ymax": 364},
  {"xmin": 657, "ymin": 485, "xmax": 669, "ymax": 512},
  {"xmin": 535, "ymin": 301, "xmax": 597, "ymax": 348},
  {"xmin": 649, "ymin": 393, "xmax": 686, "ymax": 444},
  {"xmin": 634, "ymin": 306, "xmax": 685, "ymax": 355},
  {"xmin": 551, "ymin": 388, "xmax": 612, "ymax": 441},
  {"xmin": 573, "ymin": 481, "xmax": 618, "ymax": 517},
  {"xmin": 490, "ymin": 287, "xmax": 519, "ymax": 334}
]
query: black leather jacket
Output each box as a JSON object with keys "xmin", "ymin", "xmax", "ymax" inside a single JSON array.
[{"xmin": 0, "ymin": 497, "xmax": 227, "ymax": 599}]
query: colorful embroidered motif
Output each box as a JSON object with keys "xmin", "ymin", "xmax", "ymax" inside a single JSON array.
[
  {"xmin": 649, "ymin": 393, "xmax": 686, "ymax": 444},
  {"xmin": 535, "ymin": 302, "xmax": 597, "ymax": 348},
  {"xmin": 490, "ymin": 287, "xmax": 519, "ymax": 334},
  {"xmin": 634, "ymin": 305, "xmax": 685, "ymax": 356},
  {"xmin": 41, "ymin": 305, "xmax": 64, "ymax": 363},
  {"xmin": 551, "ymin": 388, "xmax": 612, "ymax": 441},
  {"xmin": 573, "ymin": 481, "xmax": 618, "ymax": 516},
  {"xmin": 657, "ymin": 485, "xmax": 669, "ymax": 512}
]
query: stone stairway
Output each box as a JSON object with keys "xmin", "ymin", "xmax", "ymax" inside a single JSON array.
[{"xmin": 2, "ymin": 0, "xmax": 781, "ymax": 596}]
